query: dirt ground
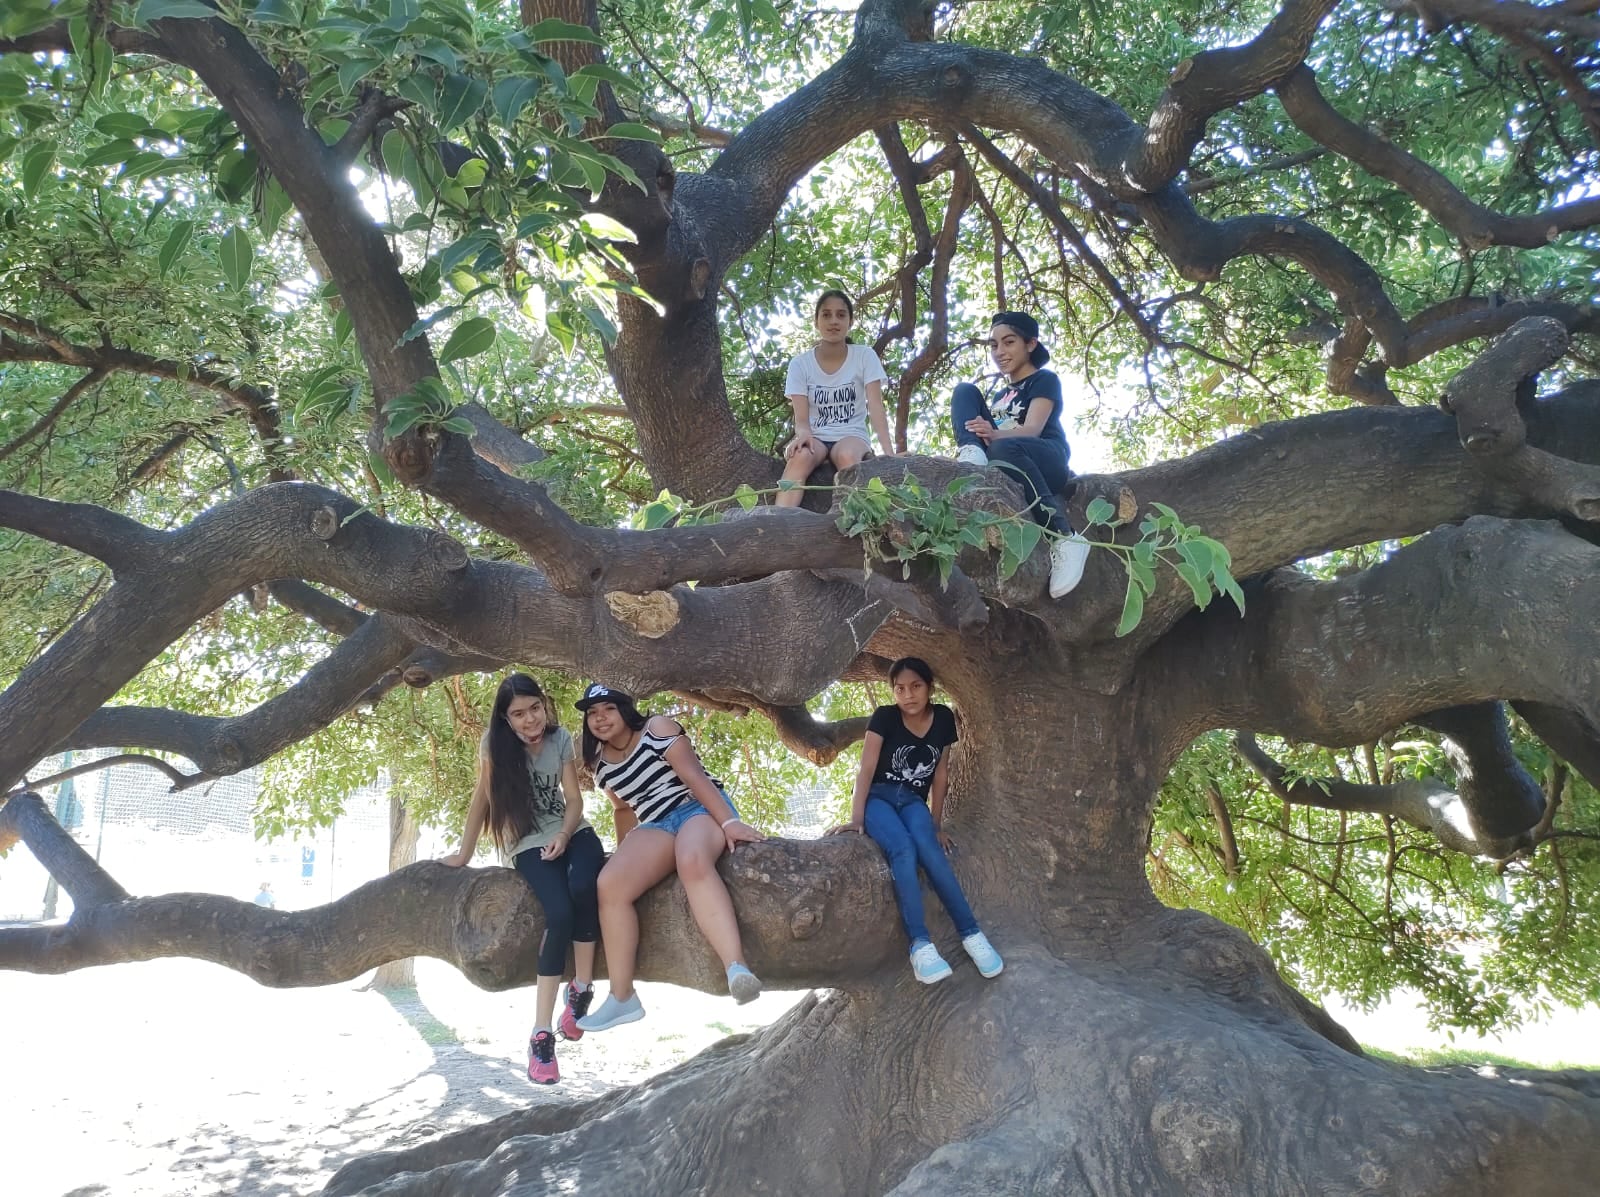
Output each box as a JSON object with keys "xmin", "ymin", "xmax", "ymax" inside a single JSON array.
[
  {"xmin": 3, "ymin": 956, "xmax": 802, "ymax": 1197},
  {"xmin": 4, "ymin": 954, "xmax": 1597, "ymax": 1197}
]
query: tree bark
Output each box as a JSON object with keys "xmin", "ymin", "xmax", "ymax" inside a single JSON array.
[{"xmin": 370, "ymin": 792, "xmax": 421, "ymax": 991}]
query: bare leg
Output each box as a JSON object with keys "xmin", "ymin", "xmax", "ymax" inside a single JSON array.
[
  {"xmin": 776, "ymin": 442, "xmax": 827, "ymax": 506},
  {"xmin": 673, "ymin": 815, "xmax": 746, "ymax": 968},
  {"xmin": 827, "ymin": 435, "xmax": 870, "ymax": 472},
  {"xmin": 534, "ymin": 975, "xmax": 560, "ymax": 1030},
  {"xmin": 593, "ymin": 828, "xmax": 677, "ymax": 1000}
]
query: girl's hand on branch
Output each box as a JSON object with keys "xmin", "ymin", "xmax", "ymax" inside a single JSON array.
[
  {"xmin": 825, "ymin": 821, "xmax": 863, "ymax": 836},
  {"xmin": 439, "ymin": 850, "xmax": 471, "ymax": 867},
  {"xmin": 723, "ymin": 819, "xmax": 765, "ymax": 850}
]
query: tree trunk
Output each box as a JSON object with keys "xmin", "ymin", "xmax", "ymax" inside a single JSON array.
[
  {"xmin": 370, "ymin": 791, "xmax": 419, "ymax": 991},
  {"xmin": 317, "ymin": 663, "xmax": 1600, "ymax": 1195}
]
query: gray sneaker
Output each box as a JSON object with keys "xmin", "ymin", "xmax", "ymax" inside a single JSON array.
[
  {"xmin": 726, "ymin": 962, "xmax": 763, "ymax": 1005},
  {"xmin": 575, "ymin": 990, "xmax": 645, "ymax": 1032}
]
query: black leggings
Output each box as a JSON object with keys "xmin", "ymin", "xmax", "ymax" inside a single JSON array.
[{"xmin": 513, "ymin": 826, "xmax": 605, "ymax": 976}]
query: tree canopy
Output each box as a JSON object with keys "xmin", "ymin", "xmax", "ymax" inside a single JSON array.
[{"xmin": 2, "ymin": 0, "xmax": 1599, "ymax": 1192}]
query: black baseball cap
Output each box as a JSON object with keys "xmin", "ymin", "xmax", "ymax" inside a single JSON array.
[
  {"xmin": 575, "ymin": 682, "xmax": 630, "ymax": 711},
  {"xmin": 991, "ymin": 311, "xmax": 1051, "ymax": 367}
]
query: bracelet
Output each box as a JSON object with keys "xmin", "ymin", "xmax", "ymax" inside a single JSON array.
[{"xmin": 721, "ymin": 817, "xmax": 743, "ymax": 829}]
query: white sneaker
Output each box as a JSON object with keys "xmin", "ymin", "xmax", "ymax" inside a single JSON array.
[
  {"xmin": 955, "ymin": 444, "xmax": 988, "ymax": 467},
  {"xmin": 575, "ymin": 990, "xmax": 645, "ymax": 1032},
  {"xmin": 909, "ymin": 940, "xmax": 953, "ymax": 984},
  {"xmin": 1049, "ymin": 534, "xmax": 1090, "ymax": 598}
]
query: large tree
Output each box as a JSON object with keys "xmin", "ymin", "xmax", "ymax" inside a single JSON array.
[{"xmin": 3, "ymin": 0, "xmax": 1600, "ymax": 1192}]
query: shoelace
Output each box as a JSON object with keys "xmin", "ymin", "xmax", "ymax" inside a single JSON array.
[
  {"xmin": 531, "ymin": 1033, "xmax": 555, "ymax": 1063},
  {"xmin": 569, "ymin": 987, "xmax": 593, "ymax": 1018}
]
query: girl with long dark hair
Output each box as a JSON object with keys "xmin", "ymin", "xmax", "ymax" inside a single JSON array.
[
  {"xmin": 571, "ymin": 683, "xmax": 765, "ymax": 1031},
  {"xmin": 441, "ymin": 673, "xmax": 603, "ymax": 1084}
]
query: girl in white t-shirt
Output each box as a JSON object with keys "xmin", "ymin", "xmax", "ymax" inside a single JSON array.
[{"xmin": 775, "ymin": 289, "xmax": 896, "ymax": 507}]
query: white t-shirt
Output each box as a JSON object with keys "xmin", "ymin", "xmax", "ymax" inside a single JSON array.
[{"xmin": 784, "ymin": 344, "xmax": 888, "ymax": 445}]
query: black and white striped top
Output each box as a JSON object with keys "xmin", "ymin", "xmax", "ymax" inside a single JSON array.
[{"xmin": 594, "ymin": 723, "xmax": 723, "ymax": 825}]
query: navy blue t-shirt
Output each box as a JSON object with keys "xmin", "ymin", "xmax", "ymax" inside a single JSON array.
[
  {"xmin": 990, "ymin": 368, "xmax": 1065, "ymax": 443},
  {"xmin": 868, "ymin": 703, "xmax": 959, "ymax": 798}
]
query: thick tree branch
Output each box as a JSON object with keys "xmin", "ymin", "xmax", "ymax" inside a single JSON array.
[
  {"xmin": 0, "ymin": 792, "xmax": 128, "ymax": 907},
  {"xmin": 0, "ymin": 845, "xmax": 907, "ymax": 989},
  {"xmin": 0, "ymin": 490, "xmax": 163, "ymax": 572},
  {"xmin": 55, "ymin": 613, "xmax": 417, "ymax": 775},
  {"xmin": 0, "ymin": 484, "xmax": 902, "ymax": 789},
  {"xmin": 1440, "ymin": 317, "xmax": 1600, "ymax": 521},
  {"xmin": 1277, "ymin": 65, "xmax": 1600, "ymax": 250},
  {"xmin": 1123, "ymin": 0, "xmax": 1340, "ymax": 192},
  {"xmin": 1159, "ymin": 518, "xmax": 1600, "ymax": 765}
]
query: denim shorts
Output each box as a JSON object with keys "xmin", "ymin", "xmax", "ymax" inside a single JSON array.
[{"xmin": 639, "ymin": 793, "xmax": 739, "ymax": 836}]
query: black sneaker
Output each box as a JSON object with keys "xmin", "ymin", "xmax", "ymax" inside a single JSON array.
[{"xmin": 558, "ymin": 982, "xmax": 594, "ymax": 1041}]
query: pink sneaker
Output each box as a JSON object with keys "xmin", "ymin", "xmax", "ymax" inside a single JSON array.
[
  {"xmin": 527, "ymin": 1030, "xmax": 559, "ymax": 1085},
  {"xmin": 558, "ymin": 982, "xmax": 593, "ymax": 1041}
]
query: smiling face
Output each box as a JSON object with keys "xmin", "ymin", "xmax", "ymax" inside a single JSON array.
[
  {"xmin": 988, "ymin": 324, "xmax": 1038, "ymax": 378},
  {"xmin": 814, "ymin": 295, "xmax": 854, "ymax": 344},
  {"xmin": 891, "ymin": 669, "xmax": 932, "ymax": 719},
  {"xmin": 584, "ymin": 701, "xmax": 624, "ymax": 743},
  {"xmin": 504, "ymin": 693, "xmax": 547, "ymax": 745}
]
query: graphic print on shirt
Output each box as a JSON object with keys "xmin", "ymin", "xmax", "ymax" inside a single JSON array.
[
  {"xmin": 886, "ymin": 743, "xmax": 939, "ymax": 789},
  {"xmin": 528, "ymin": 761, "xmax": 565, "ymax": 826},
  {"xmin": 992, "ymin": 385, "xmax": 1026, "ymax": 429},
  {"xmin": 810, "ymin": 381, "xmax": 860, "ymax": 431}
]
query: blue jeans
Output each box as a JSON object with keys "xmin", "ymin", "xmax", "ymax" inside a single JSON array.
[
  {"xmin": 950, "ymin": 382, "xmax": 1071, "ymax": 535},
  {"xmin": 863, "ymin": 782, "xmax": 979, "ymax": 946}
]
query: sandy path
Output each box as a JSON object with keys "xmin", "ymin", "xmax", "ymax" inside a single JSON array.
[{"xmin": 3, "ymin": 957, "xmax": 801, "ymax": 1197}]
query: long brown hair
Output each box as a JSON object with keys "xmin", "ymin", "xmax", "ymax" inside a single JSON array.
[{"xmin": 484, "ymin": 673, "xmax": 559, "ymax": 850}]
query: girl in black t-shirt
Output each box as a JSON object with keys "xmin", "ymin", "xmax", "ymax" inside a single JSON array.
[
  {"xmin": 950, "ymin": 310, "xmax": 1089, "ymax": 598},
  {"xmin": 828, "ymin": 657, "xmax": 1003, "ymax": 984}
]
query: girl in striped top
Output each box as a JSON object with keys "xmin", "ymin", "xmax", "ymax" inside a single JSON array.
[{"xmin": 572, "ymin": 684, "xmax": 766, "ymax": 1033}]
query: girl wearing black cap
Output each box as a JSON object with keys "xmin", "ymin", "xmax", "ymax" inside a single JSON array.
[
  {"xmin": 951, "ymin": 311, "xmax": 1089, "ymax": 597},
  {"xmin": 440, "ymin": 673, "xmax": 604, "ymax": 1085},
  {"xmin": 571, "ymin": 683, "xmax": 766, "ymax": 1032}
]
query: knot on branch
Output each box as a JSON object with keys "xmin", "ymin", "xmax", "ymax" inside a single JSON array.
[
  {"xmin": 1438, "ymin": 321, "xmax": 1600, "ymax": 522},
  {"xmin": 401, "ymin": 663, "xmax": 435, "ymax": 688},
  {"xmin": 605, "ymin": 589, "xmax": 681, "ymax": 638},
  {"xmin": 427, "ymin": 531, "xmax": 470, "ymax": 573},
  {"xmin": 310, "ymin": 505, "xmax": 341, "ymax": 540}
]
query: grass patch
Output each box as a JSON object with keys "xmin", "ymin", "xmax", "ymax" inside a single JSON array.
[{"xmin": 1366, "ymin": 1045, "xmax": 1584, "ymax": 1070}]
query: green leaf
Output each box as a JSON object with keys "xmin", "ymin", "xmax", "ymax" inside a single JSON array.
[
  {"xmin": 1174, "ymin": 560, "xmax": 1212, "ymax": 608},
  {"xmin": 337, "ymin": 56, "xmax": 381, "ymax": 95},
  {"xmin": 218, "ymin": 226, "xmax": 254, "ymax": 290},
  {"xmin": 570, "ymin": 63, "xmax": 636, "ymax": 90},
  {"xmin": 1219, "ymin": 573, "xmax": 1246, "ymax": 615},
  {"xmin": 491, "ymin": 76, "xmax": 542, "ymax": 125},
  {"xmin": 733, "ymin": 483, "xmax": 758, "ymax": 511},
  {"xmin": 440, "ymin": 415, "xmax": 477, "ymax": 436},
  {"xmin": 21, "ymin": 144, "xmax": 55, "ymax": 197},
  {"xmin": 436, "ymin": 73, "xmax": 487, "ymax": 130},
  {"xmin": 523, "ymin": 18, "xmax": 604, "ymax": 44},
  {"xmin": 82, "ymin": 138, "xmax": 138, "ymax": 168},
  {"xmin": 600, "ymin": 121, "xmax": 662, "ymax": 144},
  {"xmin": 157, "ymin": 219, "xmax": 194, "ymax": 276},
  {"xmin": 437, "ymin": 316, "xmax": 496, "ymax": 363},
  {"xmin": 1084, "ymin": 496, "xmax": 1115, "ymax": 526},
  {"xmin": 368, "ymin": 451, "xmax": 396, "ymax": 490},
  {"xmin": 249, "ymin": 0, "xmax": 299, "ymax": 24},
  {"xmin": 1177, "ymin": 539, "xmax": 1214, "ymax": 579},
  {"xmin": 578, "ymin": 212, "xmax": 637, "ymax": 243},
  {"xmin": 134, "ymin": 0, "xmax": 219, "ymax": 25},
  {"xmin": 1115, "ymin": 582, "xmax": 1145, "ymax": 637}
]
